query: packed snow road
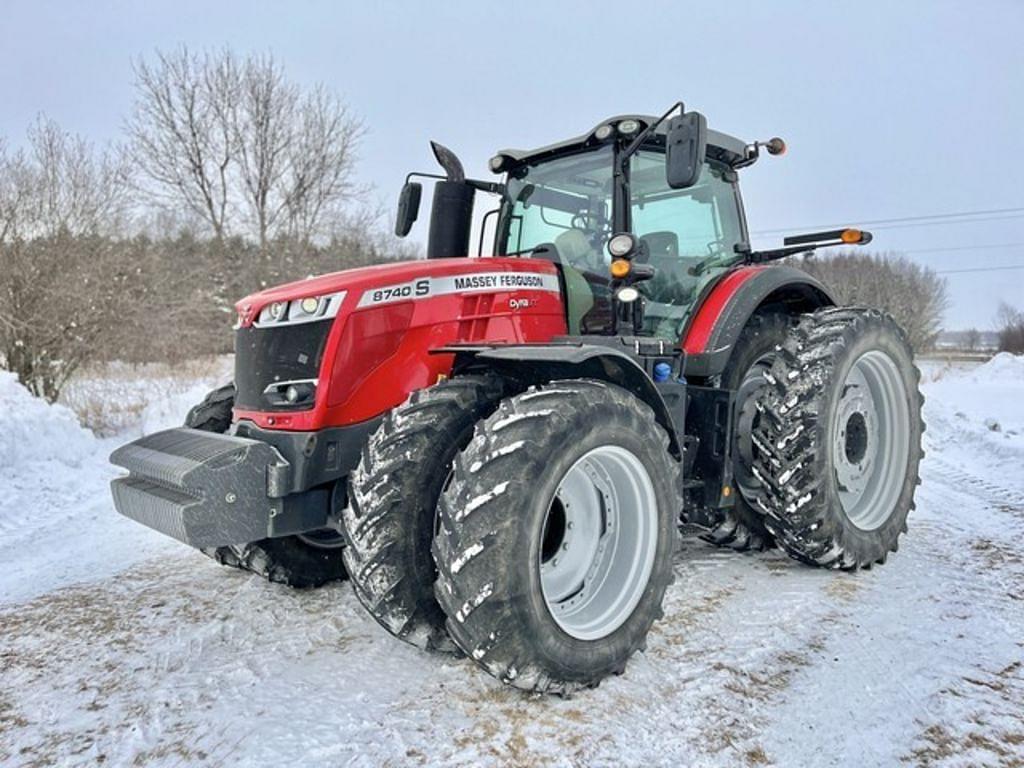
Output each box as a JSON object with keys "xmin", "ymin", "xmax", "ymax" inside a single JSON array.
[{"xmin": 1, "ymin": 357, "xmax": 1022, "ymax": 767}]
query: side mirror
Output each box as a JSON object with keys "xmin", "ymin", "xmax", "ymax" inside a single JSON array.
[
  {"xmin": 394, "ymin": 181, "xmax": 422, "ymax": 237},
  {"xmin": 666, "ymin": 111, "xmax": 707, "ymax": 189}
]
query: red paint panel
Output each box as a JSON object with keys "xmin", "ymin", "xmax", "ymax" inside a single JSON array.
[
  {"xmin": 233, "ymin": 258, "xmax": 567, "ymax": 431},
  {"xmin": 682, "ymin": 267, "xmax": 765, "ymax": 355}
]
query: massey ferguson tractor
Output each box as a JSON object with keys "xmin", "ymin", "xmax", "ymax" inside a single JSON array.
[{"xmin": 110, "ymin": 103, "xmax": 923, "ymax": 695}]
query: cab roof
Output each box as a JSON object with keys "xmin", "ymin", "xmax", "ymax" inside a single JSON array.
[{"xmin": 496, "ymin": 114, "xmax": 750, "ymax": 169}]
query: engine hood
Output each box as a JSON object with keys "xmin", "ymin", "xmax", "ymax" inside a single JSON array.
[{"xmin": 234, "ymin": 257, "xmax": 559, "ymax": 326}]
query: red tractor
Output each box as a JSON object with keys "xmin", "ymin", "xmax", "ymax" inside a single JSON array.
[{"xmin": 111, "ymin": 103, "xmax": 923, "ymax": 694}]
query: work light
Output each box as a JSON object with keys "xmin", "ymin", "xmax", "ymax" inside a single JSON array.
[
  {"xmin": 607, "ymin": 233, "xmax": 636, "ymax": 258},
  {"xmin": 617, "ymin": 119, "xmax": 640, "ymax": 136}
]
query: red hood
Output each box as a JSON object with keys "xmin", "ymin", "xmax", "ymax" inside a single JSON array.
[{"xmin": 234, "ymin": 257, "xmax": 556, "ymax": 321}]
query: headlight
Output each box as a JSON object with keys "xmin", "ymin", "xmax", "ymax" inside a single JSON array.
[
  {"xmin": 616, "ymin": 286, "xmax": 640, "ymax": 303},
  {"xmin": 253, "ymin": 291, "xmax": 346, "ymax": 328},
  {"xmin": 594, "ymin": 124, "xmax": 614, "ymax": 141},
  {"xmin": 489, "ymin": 154, "xmax": 506, "ymax": 173},
  {"xmin": 607, "ymin": 233, "xmax": 636, "ymax": 258}
]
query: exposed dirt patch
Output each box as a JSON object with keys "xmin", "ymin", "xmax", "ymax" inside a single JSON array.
[{"xmin": 904, "ymin": 660, "xmax": 1024, "ymax": 767}]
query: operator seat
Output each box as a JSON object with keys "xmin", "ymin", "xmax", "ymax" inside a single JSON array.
[{"xmin": 529, "ymin": 229, "xmax": 597, "ymax": 335}]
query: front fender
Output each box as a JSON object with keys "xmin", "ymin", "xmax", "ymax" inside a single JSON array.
[{"xmin": 440, "ymin": 343, "xmax": 685, "ymax": 459}]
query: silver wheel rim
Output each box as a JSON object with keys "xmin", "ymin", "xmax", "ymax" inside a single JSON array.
[
  {"xmin": 539, "ymin": 445, "xmax": 659, "ymax": 641},
  {"xmin": 833, "ymin": 350, "xmax": 911, "ymax": 530}
]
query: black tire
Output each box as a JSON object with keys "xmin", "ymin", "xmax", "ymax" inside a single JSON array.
[
  {"xmin": 185, "ymin": 383, "xmax": 235, "ymax": 433},
  {"xmin": 434, "ymin": 380, "xmax": 681, "ymax": 695},
  {"xmin": 702, "ymin": 313, "xmax": 791, "ymax": 552},
  {"xmin": 751, "ymin": 307, "xmax": 923, "ymax": 569},
  {"xmin": 186, "ymin": 384, "xmax": 348, "ymax": 588},
  {"xmin": 341, "ymin": 375, "xmax": 505, "ymax": 651}
]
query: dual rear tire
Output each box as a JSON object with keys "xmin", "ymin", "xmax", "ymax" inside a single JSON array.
[{"xmin": 751, "ymin": 307, "xmax": 923, "ymax": 568}]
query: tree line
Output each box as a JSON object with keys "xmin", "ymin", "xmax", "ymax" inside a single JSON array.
[{"xmin": 1, "ymin": 47, "xmax": 414, "ymax": 401}]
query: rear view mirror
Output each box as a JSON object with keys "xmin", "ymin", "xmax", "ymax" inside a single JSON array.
[
  {"xmin": 395, "ymin": 181, "xmax": 422, "ymax": 237},
  {"xmin": 666, "ymin": 111, "xmax": 707, "ymax": 189}
]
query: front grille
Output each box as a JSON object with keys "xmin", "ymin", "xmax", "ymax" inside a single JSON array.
[{"xmin": 234, "ymin": 320, "xmax": 332, "ymax": 411}]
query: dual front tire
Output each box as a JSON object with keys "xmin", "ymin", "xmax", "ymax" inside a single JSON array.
[
  {"xmin": 344, "ymin": 377, "xmax": 682, "ymax": 694},
  {"xmin": 433, "ymin": 380, "xmax": 681, "ymax": 694}
]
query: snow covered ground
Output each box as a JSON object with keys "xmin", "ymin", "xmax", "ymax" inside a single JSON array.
[{"xmin": 1, "ymin": 356, "xmax": 1022, "ymax": 767}]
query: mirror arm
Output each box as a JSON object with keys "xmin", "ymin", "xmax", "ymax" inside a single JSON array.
[
  {"xmin": 405, "ymin": 171, "xmax": 446, "ymax": 185},
  {"xmin": 466, "ymin": 179, "xmax": 505, "ymax": 195}
]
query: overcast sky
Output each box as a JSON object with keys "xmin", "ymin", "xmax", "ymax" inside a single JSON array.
[{"xmin": 1, "ymin": 0, "xmax": 1021, "ymax": 328}]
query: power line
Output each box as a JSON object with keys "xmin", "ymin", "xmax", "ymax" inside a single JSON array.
[
  {"xmin": 901, "ymin": 242, "xmax": 1024, "ymax": 254},
  {"xmin": 818, "ymin": 242, "xmax": 1024, "ymax": 256},
  {"xmin": 750, "ymin": 206, "xmax": 1024, "ymax": 236},
  {"xmin": 935, "ymin": 264, "xmax": 1024, "ymax": 275},
  {"xmin": 849, "ymin": 212, "xmax": 1024, "ymax": 233}
]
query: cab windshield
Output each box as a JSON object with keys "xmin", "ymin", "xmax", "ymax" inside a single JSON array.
[{"xmin": 499, "ymin": 144, "xmax": 744, "ymax": 340}]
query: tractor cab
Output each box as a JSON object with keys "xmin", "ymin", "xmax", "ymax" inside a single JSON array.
[
  {"xmin": 395, "ymin": 105, "xmax": 781, "ymax": 343},
  {"xmin": 490, "ymin": 115, "xmax": 749, "ymax": 339}
]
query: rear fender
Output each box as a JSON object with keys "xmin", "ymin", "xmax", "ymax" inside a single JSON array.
[
  {"xmin": 444, "ymin": 344, "xmax": 684, "ymax": 459},
  {"xmin": 682, "ymin": 265, "xmax": 836, "ymax": 378}
]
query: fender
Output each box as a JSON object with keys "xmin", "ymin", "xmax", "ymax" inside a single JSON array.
[
  {"xmin": 681, "ymin": 265, "xmax": 836, "ymax": 378},
  {"xmin": 441, "ymin": 343, "xmax": 685, "ymax": 458}
]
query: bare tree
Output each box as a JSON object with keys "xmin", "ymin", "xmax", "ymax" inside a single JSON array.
[
  {"xmin": 995, "ymin": 302, "xmax": 1024, "ymax": 354},
  {"xmin": 0, "ymin": 119, "xmax": 127, "ymax": 242},
  {"xmin": 231, "ymin": 54, "xmax": 296, "ymax": 247},
  {"xmin": 0, "ymin": 118, "xmax": 131, "ymax": 400},
  {"xmin": 964, "ymin": 327, "xmax": 981, "ymax": 351},
  {"xmin": 282, "ymin": 87, "xmax": 364, "ymax": 246},
  {"xmin": 128, "ymin": 47, "xmax": 363, "ymax": 246},
  {"xmin": 128, "ymin": 47, "xmax": 236, "ymax": 239},
  {"xmin": 792, "ymin": 251, "xmax": 948, "ymax": 352}
]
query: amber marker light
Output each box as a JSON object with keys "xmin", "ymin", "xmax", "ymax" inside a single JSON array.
[
  {"xmin": 841, "ymin": 228, "xmax": 865, "ymax": 244},
  {"xmin": 610, "ymin": 259, "xmax": 632, "ymax": 279}
]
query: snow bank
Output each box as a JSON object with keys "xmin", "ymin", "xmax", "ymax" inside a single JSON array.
[
  {"xmin": 0, "ymin": 371, "xmax": 96, "ymax": 469},
  {"xmin": 0, "ymin": 365, "xmax": 226, "ymax": 604},
  {"xmin": 919, "ymin": 354, "xmax": 1024, "ymax": 491},
  {"xmin": 975, "ymin": 351, "xmax": 1024, "ymax": 380}
]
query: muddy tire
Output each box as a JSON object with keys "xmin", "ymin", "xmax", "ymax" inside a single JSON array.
[
  {"xmin": 342, "ymin": 375, "xmax": 505, "ymax": 651},
  {"xmin": 186, "ymin": 384, "xmax": 348, "ymax": 588},
  {"xmin": 751, "ymin": 307, "xmax": 923, "ymax": 569},
  {"xmin": 702, "ymin": 313, "xmax": 790, "ymax": 552},
  {"xmin": 434, "ymin": 380, "xmax": 681, "ymax": 695}
]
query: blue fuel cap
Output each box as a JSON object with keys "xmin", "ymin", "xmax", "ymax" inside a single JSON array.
[{"xmin": 653, "ymin": 362, "xmax": 672, "ymax": 382}]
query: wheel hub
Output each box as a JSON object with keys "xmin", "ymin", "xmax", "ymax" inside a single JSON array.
[
  {"xmin": 832, "ymin": 350, "xmax": 911, "ymax": 530},
  {"xmin": 540, "ymin": 446, "xmax": 659, "ymax": 641}
]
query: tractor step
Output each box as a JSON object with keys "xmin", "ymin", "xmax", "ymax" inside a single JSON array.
[{"xmin": 109, "ymin": 427, "xmax": 291, "ymax": 548}]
